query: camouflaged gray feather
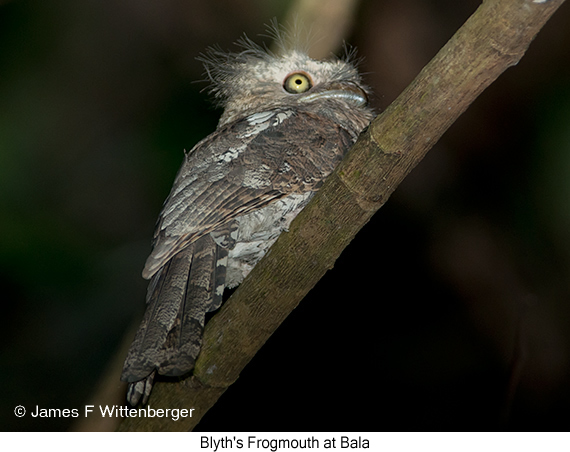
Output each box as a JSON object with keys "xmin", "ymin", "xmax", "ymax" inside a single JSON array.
[{"xmin": 121, "ymin": 31, "xmax": 374, "ymax": 406}]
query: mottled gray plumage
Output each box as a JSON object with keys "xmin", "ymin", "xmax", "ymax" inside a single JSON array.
[{"xmin": 121, "ymin": 28, "xmax": 375, "ymax": 405}]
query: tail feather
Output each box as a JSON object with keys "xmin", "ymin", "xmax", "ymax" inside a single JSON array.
[
  {"xmin": 121, "ymin": 234, "xmax": 228, "ymax": 404},
  {"xmin": 211, "ymin": 246, "xmax": 228, "ymax": 312},
  {"xmin": 161, "ymin": 236, "xmax": 217, "ymax": 376}
]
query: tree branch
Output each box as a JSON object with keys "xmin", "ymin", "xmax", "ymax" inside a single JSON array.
[
  {"xmin": 281, "ymin": 0, "xmax": 363, "ymax": 59},
  {"xmin": 118, "ymin": 0, "xmax": 565, "ymax": 431}
]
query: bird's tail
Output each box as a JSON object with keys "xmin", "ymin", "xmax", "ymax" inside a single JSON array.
[{"xmin": 121, "ymin": 235, "xmax": 227, "ymax": 405}]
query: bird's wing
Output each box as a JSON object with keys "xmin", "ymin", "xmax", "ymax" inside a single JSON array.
[{"xmin": 142, "ymin": 107, "xmax": 353, "ymax": 279}]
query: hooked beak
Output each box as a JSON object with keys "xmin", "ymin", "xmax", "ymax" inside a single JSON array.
[{"xmin": 299, "ymin": 81, "xmax": 368, "ymax": 107}]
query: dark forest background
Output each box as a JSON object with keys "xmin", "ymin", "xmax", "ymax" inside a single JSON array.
[{"xmin": 1, "ymin": 0, "xmax": 570, "ymax": 431}]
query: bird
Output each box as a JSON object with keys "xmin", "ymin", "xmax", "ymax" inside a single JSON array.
[{"xmin": 121, "ymin": 26, "xmax": 375, "ymax": 406}]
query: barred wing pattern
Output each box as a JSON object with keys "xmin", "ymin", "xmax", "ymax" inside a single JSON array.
[{"xmin": 121, "ymin": 107, "xmax": 356, "ymax": 405}]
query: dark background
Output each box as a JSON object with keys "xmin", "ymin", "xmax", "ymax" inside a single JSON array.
[{"xmin": 2, "ymin": 0, "xmax": 570, "ymax": 431}]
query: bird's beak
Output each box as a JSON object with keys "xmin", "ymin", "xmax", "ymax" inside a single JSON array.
[{"xmin": 299, "ymin": 81, "xmax": 368, "ymax": 107}]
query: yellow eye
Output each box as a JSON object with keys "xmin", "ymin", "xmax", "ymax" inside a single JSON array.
[{"xmin": 283, "ymin": 72, "xmax": 312, "ymax": 94}]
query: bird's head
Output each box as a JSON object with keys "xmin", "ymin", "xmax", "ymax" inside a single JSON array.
[{"xmin": 198, "ymin": 32, "xmax": 372, "ymax": 127}]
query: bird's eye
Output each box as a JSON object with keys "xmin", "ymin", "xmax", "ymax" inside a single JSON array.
[{"xmin": 283, "ymin": 72, "xmax": 312, "ymax": 94}]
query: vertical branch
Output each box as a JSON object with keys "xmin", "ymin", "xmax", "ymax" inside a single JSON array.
[{"xmin": 281, "ymin": 0, "xmax": 363, "ymax": 58}]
